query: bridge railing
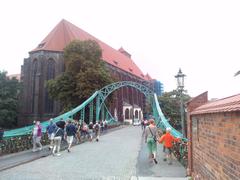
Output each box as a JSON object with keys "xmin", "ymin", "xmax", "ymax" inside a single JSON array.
[{"xmin": 152, "ymin": 93, "xmax": 188, "ymax": 167}]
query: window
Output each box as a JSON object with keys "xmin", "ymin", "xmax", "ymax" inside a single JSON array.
[
  {"xmin": 113, "ymin": 60, "xmax": 118, "ymax": 65},
  {"xmin": 31, "ymin": 60, "xmax": 38, "ymax": 113},
  {"xmin": 44, "ymin": 59, "xmax": 55, "ymax": 113},
  {"xmin": 37, "ymin": 42, "xmax": 45, "ymax": 48},
  {"xmin": 125, "ymin": 108, "xmax": 130, "ymax": 119}
]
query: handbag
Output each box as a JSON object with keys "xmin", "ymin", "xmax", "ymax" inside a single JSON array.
[{"xmin": 149, "ymin": 127, "xmax": 157, "ymax": 142}]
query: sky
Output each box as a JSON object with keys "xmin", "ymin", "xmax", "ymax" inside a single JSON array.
[{"xmin": 0, "ymin": 0, "xmax": 239, "ymax": 99}]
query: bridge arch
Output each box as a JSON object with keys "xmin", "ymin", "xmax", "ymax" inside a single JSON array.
[{"xmin": 96, "ymin": 81, "xmax": 154, "ymax": 121}]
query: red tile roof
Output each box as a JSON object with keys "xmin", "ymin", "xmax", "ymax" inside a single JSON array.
[
  {"xmin": 191, "ymin": 93, "xmax": 240, "ymax": 115},
  {"xmin": 31, "ymin": 19, "xmax": 149, "ymax": 80}
]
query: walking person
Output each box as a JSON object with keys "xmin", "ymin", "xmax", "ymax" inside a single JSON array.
[
  {"xmin": 88, "ymin": 122, "xmax": 94, "ymax": 141},
  {"xmin": 46, "ymin": 118, "xmax": 57, "ymax": 150},
  {"xmin": 159, "ymin": 127, "xmax": 180, "ymax": 165},
  {"xmin": 94, "ymin": 122, "xmax": 100, "ymax": 142},
  {"xmin": 103, "ymin": 119, "xmax": 108, "ymax": 132},
  {"xmin": 52, "ymin": 125, "xmax": 64, "ymax": 156},
  {"xmin": 65, "ymin": 120, "xmax": 77, "ymax": 152},
  {"xmin": 32, "ymin": 121, "xmax": 42, "ymax": 152},
  {"xmin": 100, "ymin": 120, "xmax": 104, "ymax": 133},
  {"xmin": 145, "ymin": 119, "xmax": 158, "ymax": 164}
]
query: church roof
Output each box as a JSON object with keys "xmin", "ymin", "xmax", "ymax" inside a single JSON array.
[{"xmin": 31, "ymin": 19, "xmax": 149, "ymax": 80}]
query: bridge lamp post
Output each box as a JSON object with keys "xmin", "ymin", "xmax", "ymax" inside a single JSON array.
[{"xmin": 175, "ymin": 68, "xmax": 186, "ymax": 138}]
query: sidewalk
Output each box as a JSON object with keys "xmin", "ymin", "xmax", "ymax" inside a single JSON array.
[
  {"xmin": 136, "ymin": 131, "xmax": 187, "ymax": 179},
  {"xmin": 0, "ymin": 125, "xmax": 124, "ymax": 172}
]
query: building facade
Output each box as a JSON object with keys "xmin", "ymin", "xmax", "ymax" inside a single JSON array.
[
  {"xmin": 19, "ymin": 19, "xmax": 153, "ymax": 126},
  {"xmin": 187, "ymin": 92, "xmax": 240, "ymax": 179}
]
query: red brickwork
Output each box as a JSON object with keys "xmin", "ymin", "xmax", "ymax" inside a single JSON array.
[
  {"xmin": 187, "ymin": 92, "xmax": 240, "ymax": 179},
  {"xmin": 186, "ymin": 92, "xmax": 208, "ymax": 175},
  {"xmin": 191, "ymin": 112, "xmax": 240, "ymax": 179}
]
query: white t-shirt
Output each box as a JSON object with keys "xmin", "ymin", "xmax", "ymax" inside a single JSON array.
[{"xmin": 33, "ymin": 126, "xmax": 38, "ymax": 136}]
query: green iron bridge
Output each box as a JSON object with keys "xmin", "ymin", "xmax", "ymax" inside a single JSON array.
[{"xmin": 3, "ymin": 81, "xmax": 186, "ymax": 140}]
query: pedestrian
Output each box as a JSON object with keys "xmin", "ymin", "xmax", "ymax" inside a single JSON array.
[
  {"xmin": 159, "ymin": 127, "xmax": 180, "ymax": 165},
  {"xmin": 100, "ymin": 120, "xmax": 104, "ymax": 133},
  {"xmin": 65, "ymin": 120, "xmax": 77, "ymax": 152},
  {"xmin": 32, "ymin": 121, "xmax": 42, "ymax": 152},
  {"xmin": 88, "ymin": 122, "xmax": 94, "ymax": 141},
  {"xmin": 81, "ymin": 122, "xmax": 88, "ymax": 140},
  {"xmin": 52, "ymin": 125, "xmax": 64, "ymax": 156},
  {"xmin": 75, "ymin": 121, "xmax": 81, "ymax": 143},
  {"xmin": 46, "ymin": 118, "xmax": 57, "ymax": 150},
  {"xmin": 141, "ymin": 119, "xmax": 145, "ymax": 130},
  {"xmin": 103, "ymin": 119, "xmax": 108, "ymax": 132},
  {"xmin": 0, "ymin": 127, "xmax": 4, "ymax": 140},
  {"xmin": 145, "ymin": 119, "xmax": 158, "ymax": 164},
  {"xmin": 94, "ymin": 122, "xmax": 100, "ymax": 142}
]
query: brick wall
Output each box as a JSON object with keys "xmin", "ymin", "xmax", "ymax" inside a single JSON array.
[
  {"xmin": 190, "ymin": 112, "xmax": 240, "ymax": 179},
  {"xmin": 186, "ymin": 91, "xmax": 208, "ymax": 175}
]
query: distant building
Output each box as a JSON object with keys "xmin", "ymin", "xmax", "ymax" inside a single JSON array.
[
  {"xmin": 19, "ymin": 19, "xmax": 157, "ymax": 126},
  {"xmin": 187, "ymin": 92, "xmax": 240, "ymax": 179},
  {"xmin": 152, "ymin": 79, "xmax": 164, "ymax": 96}
]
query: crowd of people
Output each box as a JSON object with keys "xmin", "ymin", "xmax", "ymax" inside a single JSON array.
[
  {"xmin": 31, "ymin": 119, "xmax": 108, "ymax": 156},
  {"xmin": 32, "ymin": 117, "xmax": 181, "ymax": 164},
  {"xmin": 144, "ymin": 118, "xmax": 181, "ymax": 165}
]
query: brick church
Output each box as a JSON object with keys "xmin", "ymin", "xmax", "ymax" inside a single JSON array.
[{"xmin": 19, "ymin": 19, "xmax": 155, "ymax": 126}]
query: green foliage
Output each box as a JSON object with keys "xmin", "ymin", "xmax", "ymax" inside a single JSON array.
[
  {"xmin": 47, "ymin": 40, "xmax": 115, "ymax": 111},
  {"xmin": 158, "ymin": 90, "xmax": 191, "ymax": 130},
  {"xmin": 0, "ymin": 71, "xmax": 21, "ymax": 128}
]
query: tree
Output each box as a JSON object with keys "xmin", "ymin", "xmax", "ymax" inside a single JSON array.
[
  {"xmin": 158, "ymin": 90, "xmax": 191, "ymax": 130},
  {"xmin": 0, "ymin": 71, "xmax": 21, "ymax": 128},
  {"xmin": 47, "ymin": 40, "xmax": 115, "ymax": 111}
]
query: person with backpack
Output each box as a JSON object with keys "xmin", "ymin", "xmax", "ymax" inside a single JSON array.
[
  {"xmin": 159, "ymin": 127, "xmax": 180, "ymax": 165},
  {"xmin": 46, "ymin": 118, "xmax": 57, "ymax": 150},
  {"xmin": 145, "ymin": 119, "xmax": 158, "ymax": 164},
  {"xmin": 52, "ymin": 125, "xmax": 64, "ymax": 156},
  {"xmin": 65, "ymin": 120, "xmax": 77, "ymax": 152}
]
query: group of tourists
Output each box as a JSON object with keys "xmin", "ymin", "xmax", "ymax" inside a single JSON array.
[
  {"xmin": 144, "ymin": 119, "xmax": 180, "ymax": 165},
  {"xmin": 32, "ymin": 119, "xmax": 107, "ymax": 156}
]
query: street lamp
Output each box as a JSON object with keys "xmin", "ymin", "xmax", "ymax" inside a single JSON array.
[{"xmin": 175, "ymin": 68, "xmax": 186, "ymax": 138}]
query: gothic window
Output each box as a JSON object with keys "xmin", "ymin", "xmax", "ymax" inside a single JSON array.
[
  {"xmin": 31, "ymin": 59, "xmax": 38, "ymax": 113},
  {"xmin": 45, "ymin": 59, "xmax": 55, "ymax": 113}
]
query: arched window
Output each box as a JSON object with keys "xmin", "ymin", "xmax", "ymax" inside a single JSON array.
[
  {"xmin": 31, "ymin": 60, "xmax": 38, "ymax": 113},
  {"xmin": 125, "ymin": 108, "xmax": 130, "ymax": 119},
  {"xmin": 135, "ymin": 110, "xmax": 138, "ymax": 119},
  {"xmin": 45, "ymin": 59, "xmax": 55, "ymax": 113}
]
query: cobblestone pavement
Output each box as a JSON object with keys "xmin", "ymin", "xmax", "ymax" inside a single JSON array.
[{"xmin": 0, "ymin": 126, "xmax": 142, "ymax": 180}]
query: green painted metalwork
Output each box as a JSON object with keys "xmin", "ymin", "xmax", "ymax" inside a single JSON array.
[
  {"xmin": 3, "ymin": 81, "xmax": 187, "ymax": 142},
  {"xmin": 101, "ymin": 105, "xmax": 105, "ymax": 121},
  {"xmin": 96, "ymin": 81, "xmax": 154, "ymax": 121},
  {"xmin": 80, "ymin": 107, "xmax": 85, "ymax": 122},
  {"xmin": 89, "ymin": 102, "xmax": 93, "ymax": 122}
]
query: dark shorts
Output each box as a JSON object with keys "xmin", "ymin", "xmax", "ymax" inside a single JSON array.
[{"xmin": 165, "ymin": 147, "xmax": 172, "ymax": 155}]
